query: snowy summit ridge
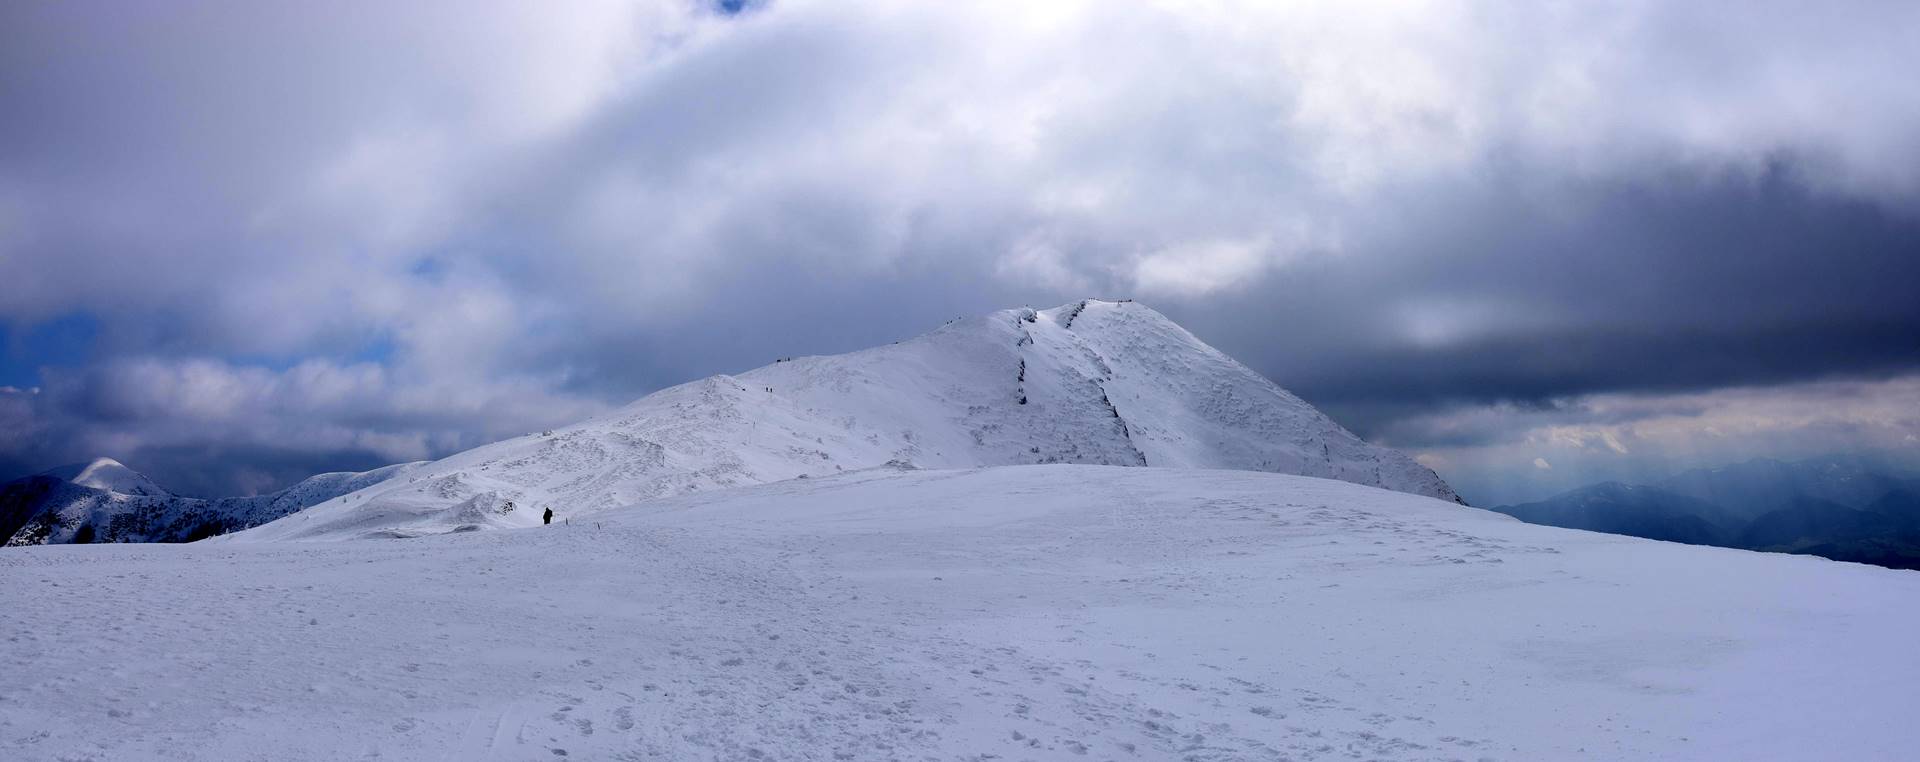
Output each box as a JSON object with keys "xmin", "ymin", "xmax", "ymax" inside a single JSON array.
[{"xmin": 240, "ymin": 299, "xmax": 1456, "ymax": 541}]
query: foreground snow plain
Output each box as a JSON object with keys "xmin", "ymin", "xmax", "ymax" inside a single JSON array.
[{"xmin": 7, "ymin": 466, "xmax": 1918, "ymax": 761}]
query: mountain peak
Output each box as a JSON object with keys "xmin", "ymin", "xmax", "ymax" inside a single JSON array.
[
  {"xmin": 234, "ymin": 300, "xmax": 1457, "ymax": 541},
  {"xmin": 40, "ymin": 457, "xmax": 170, "ymax": 497}
]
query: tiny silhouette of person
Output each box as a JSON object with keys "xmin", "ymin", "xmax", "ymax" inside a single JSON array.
[{"xmin": 543, "ymin": 507, "xmax": 554, "ymax": 525}]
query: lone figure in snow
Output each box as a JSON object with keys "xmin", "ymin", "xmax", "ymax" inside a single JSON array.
[{"xmin": 543, "ymin": 507, "xmax": 554, "ymax": 525}]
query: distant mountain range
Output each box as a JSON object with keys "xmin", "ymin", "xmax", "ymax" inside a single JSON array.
[
  {"xmin": 1493, "ymin": 456, "xmax": 1920, "ymax": 569},
  {"xmin": 0, "ymin": 457, "xmax": 427, "ymax": 545}
]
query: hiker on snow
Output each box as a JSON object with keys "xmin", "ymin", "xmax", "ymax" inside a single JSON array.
[{"xmin": 543, "ymin": 507, "xmax": 554, "ymax": 525}]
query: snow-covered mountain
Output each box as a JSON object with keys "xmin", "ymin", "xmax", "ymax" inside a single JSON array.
[
  {"xmin": 238, "ymin": 299, "xmax": 1456, "ymax": 541},
  {"xmin": 0, "ymin": 459, "xmax": 426, "ymax": 545},
  {"xmin": 8, "ymin": 465, "xmax": 1917, "ymax": 760},
  {"xmin": 38, "ymin": 457, "xmax": 170, "ymax": 497}
]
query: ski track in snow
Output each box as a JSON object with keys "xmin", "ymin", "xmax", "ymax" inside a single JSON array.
[{"xmin": 4, "ymin": 466, "xmax": 1917, "ymax": 760}]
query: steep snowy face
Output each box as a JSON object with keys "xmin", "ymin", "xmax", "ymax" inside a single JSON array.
[
  {"xmin": 238, "ymin": 300, "xmax": 1456, "ymax": 541},
  {"xmin": 1037, "ymin": 301, "xmax": 1456, "ymax": 498}
]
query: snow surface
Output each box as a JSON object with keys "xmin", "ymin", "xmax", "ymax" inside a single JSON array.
[
  {"xmin": 235, "ymin": 300, "xmax": 1455, "ymax": 542},
  {"xmin": 5, "ymin": 465, "xmax": 1916, "ymax": 760}
]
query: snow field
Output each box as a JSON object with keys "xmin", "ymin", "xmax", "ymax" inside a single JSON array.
[{"xmin": 4, "ymin": 465, "xmax": 1915, "ymax": 760}]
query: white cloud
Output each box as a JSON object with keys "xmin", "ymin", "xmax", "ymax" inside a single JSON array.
[
  {"xmin": 13, "ymin": 0, "xmax": 1918, "ymax": 336},
  {"xmin": 1385, "ymin": 374, "xmax": 1920, "ymax": 503},
  {"xmin": 20, "ymin": 355, "xmax": 606, "ymax": 478},
  {"xmin": 1132, "ymin": 236, "xmax": 1279, "ymax": 297}
]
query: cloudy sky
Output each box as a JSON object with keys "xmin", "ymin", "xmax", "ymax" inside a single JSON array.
[{"xmin": 2, "ymin": 0, "xmax": 1917, "ymax": 503}]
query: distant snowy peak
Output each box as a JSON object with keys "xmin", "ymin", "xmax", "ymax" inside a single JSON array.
[
  {"xmin": 238, "ymin": 299, "xmax": 1456, "ymax": 541},
  {"xmin": 1, "ymin": 460, "xmax": 427, "ymax": 546},
  {"xmin": 41, "ymin": 457, "xmax": 169, "ymax": 497}
]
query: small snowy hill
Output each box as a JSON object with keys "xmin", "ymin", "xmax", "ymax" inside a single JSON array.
[
  {"xmin": 5, "ymin": 466, "xmax": 1915, "ymax": 760},
  {"xmin": 240, "ymin": 300, "xmax": 1456, "ymax": 541},
  {"xmin": 0, "ymin": 460, "xmax": 427, "ymax": 545}
]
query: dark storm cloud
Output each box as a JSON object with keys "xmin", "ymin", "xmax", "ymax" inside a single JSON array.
[
  {"xmin": 1, "ymin": 1, "xmax": 1918, "ymax": 495},
  {"xmin": 1173, "ymin": 168, "xmax": 1920, "ymax": 436}
]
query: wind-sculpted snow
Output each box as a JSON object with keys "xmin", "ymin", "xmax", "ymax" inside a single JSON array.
[
  {"xmin": 238, "ymin": 300, "xmax": 1456, "ymax": 541},
  {"xmin": 3, "ymin": 466, "xmax": 1915, "ymax": 760}
]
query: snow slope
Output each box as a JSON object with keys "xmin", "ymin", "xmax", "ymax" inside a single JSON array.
[
  {"xmin": 0, "ymin": 460, "xmax": 427, "ymax": 545},
  {"xmin": 3, "ymin": 466, "xmax": 1915, "ymax": 760},
  {"xmin": 238, "ymin": 300, "xmax": 1455, "ymax": 541}
]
